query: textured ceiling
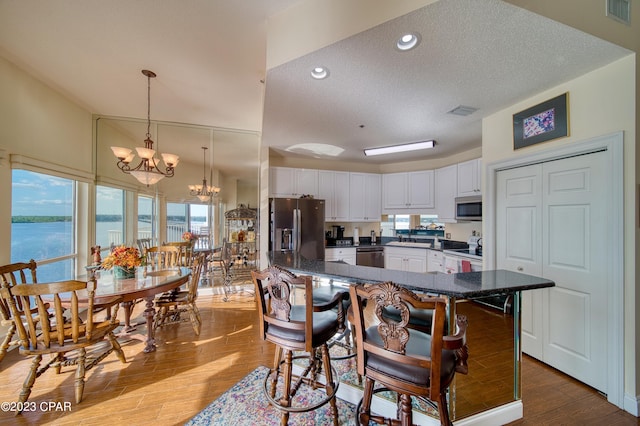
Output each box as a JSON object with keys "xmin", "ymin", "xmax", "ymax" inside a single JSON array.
[{"xmin": 263, "ymin": 0, "xmax": 631, "ymax": 164}]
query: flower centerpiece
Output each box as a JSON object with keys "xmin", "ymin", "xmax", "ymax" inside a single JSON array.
[
  {"xmin": 102, "ymin": 245, "xmax": 143, "ymax": 279},
  {"xmin": 182, "ymin": 231, "xmax": 198, "ymax": 243}
]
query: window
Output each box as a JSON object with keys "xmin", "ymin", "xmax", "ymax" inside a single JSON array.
[
  {"xmin": 419, "ymin": 215, "xmax": 441, "ymax": 228},
  {"xmin": 96, "ymin": 186, "xmax": 124, "ymax": 251},
  {"xmin": 166, "ymin": 202, "xmax": 212, "ymax": 246},
  {"xmin": 11, "ymin": 170, "xmax": 76, "ymax": 281},
  {"xmin": 138, "ymin": 195, "xmax": 155, "ymax": 242},
  {"xmin": 166, "ymin": 203, "xmax": 188, "ymax": 242}
]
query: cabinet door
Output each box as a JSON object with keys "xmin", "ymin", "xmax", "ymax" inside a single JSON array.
[
  {"xmin": 270, "ymin": 167, "xmax": 296, "ymax": 197},
  {"xmin": 342, "ymin": 254, "xmax": 356, "ymax": 265},
  {"xmin": 406, "ymin": 255, "xmax": 427, "ymax": 273},
  {"xmin": 427, "ymin": 249, "xmax": 444, "ymax": 272},
  {"xmin": 362, "ymin": 173, "xmax": 381, "ymax": 220},
  {"xmin": 319, "ymin": 170, "xmax": 349, "ymax": 221},
  {"xmin": 295, "ymin": 169, "xmax": 318, "ymax": 198},
  {"xmin": 435, "ymin": 164, "xmax": 457, "ymax": 221},
  {"xmin": 333, "ymin": 172, "xmax": 351, "ymax": 221},
  {"xmin": 407, "ymin": 170, "xmax": 434, "ymax": 208},
  {"xmin": 382, "ymin": 173, "xmax": 407, "ymax": 209},
  {"xmin": 318, "ymin": 171, "xmax": 335, "ymax": 219},
  {"xmin": 457, "ymin": 158, "xmax": 481, "ymax": 197},
  {"xmin": 350, "ymin": 173, "xmax": 380, "ymax": 221},
  {"xmin": 271, "ymin": 167, "xmax": 318, "ymax": 198},
  {"xmin": 384, "ymin": 248, "xmax": 405, "ymax": 271}
]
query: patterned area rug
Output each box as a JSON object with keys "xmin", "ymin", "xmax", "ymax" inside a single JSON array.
[{"xmin": 186, "ymin": 365, "xmax": 357, "ymax": 425}]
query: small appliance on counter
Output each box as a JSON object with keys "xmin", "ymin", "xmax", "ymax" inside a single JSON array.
[
  {"xmin": 353, "ymin": 227, "xmax": 359, "ymax": 245},
  {"xmin": 467, "ymin": 236, "xmax": 482, "ymax": 256}
]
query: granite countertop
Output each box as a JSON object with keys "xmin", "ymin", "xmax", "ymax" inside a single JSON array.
[{"xmin": 269, "ymin": 251, "xmax": 554, "ymax": 298}]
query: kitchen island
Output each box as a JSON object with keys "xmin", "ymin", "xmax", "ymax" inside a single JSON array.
[{"xmin": 268, "ymin": 251, "xmax": 555, "ymax": 425}]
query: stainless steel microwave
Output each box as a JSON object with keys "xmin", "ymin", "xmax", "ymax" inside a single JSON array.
[{"xmin": 455, "ymin": 195, "xmax": 482, "ymax": 221}]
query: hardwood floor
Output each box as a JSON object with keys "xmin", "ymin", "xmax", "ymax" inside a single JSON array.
[{"xmin": 0, "ymin": 288, "xmax": 637, "ymax": 425}]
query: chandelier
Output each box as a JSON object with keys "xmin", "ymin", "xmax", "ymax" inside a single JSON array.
[
  {"xmin": 110, "ymin": 70, "xmax": 179, "ymax": 186},
  {"xmin": 189, "ymin": 146, "xmax": 220, "ymax": 202}
]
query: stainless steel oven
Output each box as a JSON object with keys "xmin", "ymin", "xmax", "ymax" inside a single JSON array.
[{"xmin": 356, "ymin": 246, "xmax": 384, "ymax": 268}]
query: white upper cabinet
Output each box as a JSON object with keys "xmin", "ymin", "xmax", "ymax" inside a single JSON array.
[
  {"xmin": 318, "ymin": 170, "xmax": 350, "ymax": 221},
  {"xmin": 457, "ymin": 158, "xmax": 482, "ymax": 197},
  {"xmin": 435, "ymin": 164, "xmax": 457, "ymax": 222},
  {"xmin": 382, "ymin": 170, "xmax": 434, "ymax": 212},
  {"xmin": 349, "ymin": 172, "xmax": 381, "ymax": 221},
  {"xmin": 270, "ymin": 167, "xmax": 318, "ymax": 198}
]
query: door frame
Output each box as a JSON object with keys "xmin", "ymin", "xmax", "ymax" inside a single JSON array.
[{"xmin": 484, "ymin": 132, "xmax": 624, "ymax": 408}]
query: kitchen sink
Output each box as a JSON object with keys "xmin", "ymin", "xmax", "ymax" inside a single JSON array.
[{"xmin": 386, "ymin": 241, "xmax": 432, "ymax": 248}]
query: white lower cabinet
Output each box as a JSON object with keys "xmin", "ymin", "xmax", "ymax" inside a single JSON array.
[
  {"xmin": 384, "ymin": 247, "xmax": 428, "ymax": 273},
  {"xmin": 442, "ymin": 254, "xmax": 482, "ymax": 274},
  {"xmin": 325, "ymin": 247, "xmax": 356, "ymax": 265},
  {"xmin": 427, "ymin": 249, "xmax": 444, "ymax": 272}
]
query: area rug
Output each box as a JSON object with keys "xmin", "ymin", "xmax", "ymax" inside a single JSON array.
[{"xmin": 185, "ymin": 366, "xmax": 357, "ymax": 425}]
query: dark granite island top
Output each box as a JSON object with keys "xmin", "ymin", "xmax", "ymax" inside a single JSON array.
[{"xmin": 269, "ymin": 251, "xmax": 554, "ymax": 298}]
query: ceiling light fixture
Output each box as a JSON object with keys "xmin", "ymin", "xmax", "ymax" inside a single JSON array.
[
  {"xmin": 311, "ymin": 66, "xmax": 329, "ymax": 80},
  {"xmin": 110, "ymin": 70, "xmax": 179, "ymax": 186},
  {"xmin": 364, "ymin": 140, "xmax": 435, "ymax": 156},
  {"xmin": 189, "ymin": 146, "xmax": 220, "ymax": 202},
  {"xmin": 396, "ymin": 32, "xmax": 421, "ymax": 51}
]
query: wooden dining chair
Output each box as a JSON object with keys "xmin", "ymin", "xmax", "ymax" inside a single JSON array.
[
  {"xmin": 349, "ymin": 282, "xmax": 469, "ymax": 426},
  {"xmin": 146, "ymin": 246, "xmax": 180, "ymax": 269},
  {"xmin": 136, "ymin": 238, "xmax": 153, "ymax": 256},
  {"xmin": 0, "ymin": 279, "xmax": 126, "ymax": 414},
  {"xmin": 252, "ymin": 265, "xmax": 344, "ymax": 425},
  {"xmin": 163, "ymin": 241, "xmax": 195, "ymax": 267},
  {"xmin": 154, "ymin": 253, "xmax": 204, "ymax": 335},
  {"xmin": 0, "ymin": 260, "xmax": 38, "ymax": 363}
]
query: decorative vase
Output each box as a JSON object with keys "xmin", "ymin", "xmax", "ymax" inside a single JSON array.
[{"xmin": 113, "ymin": 266, "xmax": 136, "ymax": 279}]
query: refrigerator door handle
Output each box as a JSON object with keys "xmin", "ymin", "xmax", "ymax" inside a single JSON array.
[
  {"xmin": 292, "ymin": 208, "xmax": 299, "ymax": 251},
  {"xmin": 296, "ymin": 208, "xmax": 302, "ymax": 251}
]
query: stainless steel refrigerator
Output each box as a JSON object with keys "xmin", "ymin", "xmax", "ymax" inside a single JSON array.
[{"xmin": 269, "ymin": 198, "xmax": 325, "ymax": 260}]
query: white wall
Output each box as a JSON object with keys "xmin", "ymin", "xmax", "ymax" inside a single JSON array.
[
  {"xmin": 482, "ymin": 54, "xmax": 637, "ymax": 404},
  {"xmin": 0, "ymin": 56, "xmax": 94, "ymax": 265}
]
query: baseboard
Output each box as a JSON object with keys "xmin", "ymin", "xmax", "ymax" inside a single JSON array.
[{"xmin": 623, "ymin": 393, "xmax": 640, "ymax": 417}]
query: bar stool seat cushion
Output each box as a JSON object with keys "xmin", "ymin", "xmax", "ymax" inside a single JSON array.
[
  {"xmin": 267, "ymin": 306, "xmax": 340, "ymax": 346},
  {"xmin": 364, "ymin": 326, "xmax": 457, "ymax": 386}
]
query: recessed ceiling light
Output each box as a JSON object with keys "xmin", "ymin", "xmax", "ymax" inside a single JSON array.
[
  {"xmin": 311, "ymin": 66, "xmax": 329, "ymax": 80},
  {"xmin": 364, "ymin": 140, "xmax": 435, "ymax": 156},
  {"xmin": 396, "ymin": 32, "xmax": 421, "ymax": 51}
]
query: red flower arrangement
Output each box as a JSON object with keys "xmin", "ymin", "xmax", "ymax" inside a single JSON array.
[
  {"xmin": 102, "ymin": 245, "xmax": 143, "ymax": 270},
  {"xmin": 182, "ymin": 231, "xmax": 198, "ymax": 242}
]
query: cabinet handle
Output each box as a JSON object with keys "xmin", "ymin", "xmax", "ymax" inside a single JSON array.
[{"xmin": 517, "ymin": 266, "xmax": 523, "ymax": 271}]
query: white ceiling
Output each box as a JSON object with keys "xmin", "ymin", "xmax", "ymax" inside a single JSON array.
[{"xmin": 0, "ymin": 1, "xmax": 631, "ymax": 178}]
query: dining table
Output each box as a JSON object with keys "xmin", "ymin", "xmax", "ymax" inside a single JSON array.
[{"xmin": 86, "ymin": 266, "xmax": 191, "ymax": 353}]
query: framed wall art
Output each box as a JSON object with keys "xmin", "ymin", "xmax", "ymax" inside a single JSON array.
[{"xmin": 513, "ymin": 92, "xmax": 569, "ymax": 150}]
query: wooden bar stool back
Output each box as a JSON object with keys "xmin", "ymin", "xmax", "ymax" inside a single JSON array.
[{"xmin": 349, "ymin": 282, "xmax": 469, "ymax": 426}]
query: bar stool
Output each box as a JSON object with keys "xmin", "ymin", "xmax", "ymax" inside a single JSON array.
[
  {"xmin": 349, "ymin": 281, "xmax": 469, "ymax": 426},
  {"xmin": 251, "ymin": 266, "xmax": 344, "ymax": 425}
]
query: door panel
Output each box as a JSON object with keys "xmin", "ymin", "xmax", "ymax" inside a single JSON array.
[
  {"xmin": 542, "ymin": 154, "xmax": 607, "ymax": 391},
  {"xmin": 496, "ymin": 164, "xmax": 543, "ymax": 359},
  {"xmin": 496, "ymin": 151, "xmax": 608, "ymax": 393}
]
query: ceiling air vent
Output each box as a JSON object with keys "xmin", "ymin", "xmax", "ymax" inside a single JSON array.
[
  {"xmin": 447, "ymin": 105, "xmax": 478, "ymax": 116},
  {"xmin": 607, "ymin": 0, "xmax": 630, "ymax": 24}
]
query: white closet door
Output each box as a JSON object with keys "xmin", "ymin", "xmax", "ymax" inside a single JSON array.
[
  {"xmin": 496, "ymin": 164, "xmax": 544, "ymax": 359},
  {"xmin": 541, "ymin": 152, "xmax": 608, "ymax": 392},
  {"xmin": 496, "ymin": 150, "xmax": 608, "ymax": 393}
]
